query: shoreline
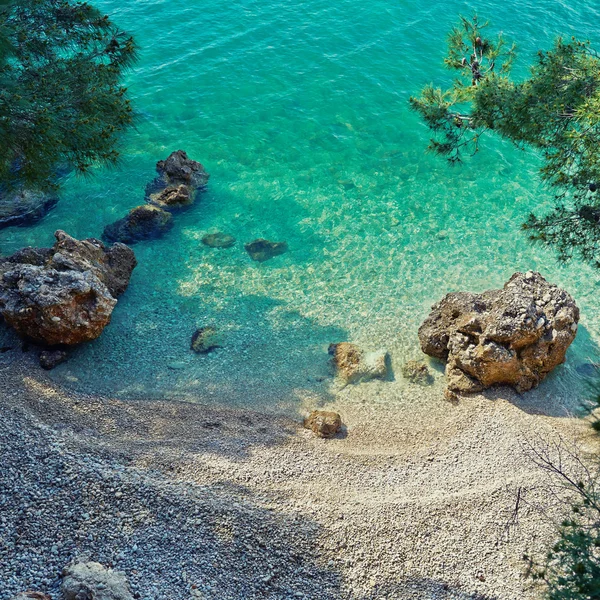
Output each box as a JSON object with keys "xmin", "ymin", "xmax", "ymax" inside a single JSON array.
[{"xmin": 1, "ymin": 348, "xmax": 593, "ymax": 599}]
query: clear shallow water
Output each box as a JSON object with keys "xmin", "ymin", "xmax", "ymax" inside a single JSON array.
[{"xmin": 1, "ymin": 0, "xmax": 600, "ymax": 412}]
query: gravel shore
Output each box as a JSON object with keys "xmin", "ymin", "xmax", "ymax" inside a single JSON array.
[{"xmin": 0, "ymin": 346, "xmax": 593, "ymax": 600}]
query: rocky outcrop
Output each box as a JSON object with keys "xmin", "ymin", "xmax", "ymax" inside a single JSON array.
[
  {"xmin": 0, "ymin": 188, "xmax": 59, "ymax": 229},
  {"xmin": 245, "ymin": 239, "xmax": 288, "ymax": 262},
  {"xmin": 103, "ymin": 205, "xmax": 173, "ymax": 244},
  {"xmin": 154, "ymin": 150, "xmax": 210, "ymax": 189},
  {"xmin": 148, "ymin": 184, "xmax": 193, "ymax": 210},
  {"xmin": 418, "ymin": 271, "xmax": 579, "ymax": 396},
  {"xmin": 0, "ymin": 231, "xmax": 136, "ymax": 346},
  {"xmin": 62, "ymin": 562, "xmax": 133, "ymax": 600},
  {"xmin": 329, "ymin": 342, "xmax": 389, "ymax": 383},
  {"xmin": 303, "ymin": 410, "xmax": 342, "ymax": 438}
]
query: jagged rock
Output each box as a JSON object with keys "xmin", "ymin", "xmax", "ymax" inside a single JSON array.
[
  {"xmin": 202, "ymin": 232, "xmax": 236, "ymax": 249},
  {"xmin": 103, "ymin": 205, "xmax": 173, "ymax": 244},
  {"xmin": 418, "ymin": 271, "xmax": 579, "ymax": 395},
  {"xmin": 0, "ymin": 231, "xmax": 136, "ymax": 346},
  {"xmin": 155, "ymin": 150, "xmax": 209, "ymax": 188},
  {"xmin": 39, "ymin": 348, "xmax": 69, "ymax": 370},
  {"xmin": 303, "ymin": 410, "xmax": 342, "ymax": 438},
  {"xmin": 11, "ymin": 593, "xmax": 51, "ymax": 600},
  {"xmin": 62, "ymin": 561, "xmax": 133, "ymax": 600},
  {"xmin": 328, "ymin": 342, "xmax": 389, "ymax": 383},
  {"xmin": 148, "ymin": 184, "xmax": 193, "ymax": 210},
  {"xmin": 401, "ymin": 360, "xmax": 433, "ymax": 385},
  {"xmin": 190, "ymin": 326, "xmax": 219, "ymax": 353},
  {"xmin": 245, "ymin": 239, "xmax": 288, "ymax": 262},
  {"xmin": 0, "ymin": 187, "xmax": 59, "ymax": 229}
]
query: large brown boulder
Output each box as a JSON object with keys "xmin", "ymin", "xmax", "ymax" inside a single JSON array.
[
  {"xmin": 418, "ymin": 272, "xmax": 579, "ymax": 396},
  {"xmin": 0, "ymin": 231, "xmax": 136, "ymax": 346}
]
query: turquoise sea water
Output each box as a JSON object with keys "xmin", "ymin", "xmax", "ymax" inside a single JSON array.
[{"xmin": 2, "ymin": 0, "xmax": 600, "ymax": 411}]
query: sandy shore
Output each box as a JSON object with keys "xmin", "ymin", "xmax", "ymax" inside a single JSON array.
[{"xmin": 0, "ymin": 346, "xmax": 595, "ymax": 600}]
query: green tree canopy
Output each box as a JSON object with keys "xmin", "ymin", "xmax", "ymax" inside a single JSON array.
[
  {"xmin": 410, "ymin": 16, "xmax": 600, "ymax": 266},
  {"xmin": 0, "ymin": 0, "xmax": 136, "ymax": 190}
]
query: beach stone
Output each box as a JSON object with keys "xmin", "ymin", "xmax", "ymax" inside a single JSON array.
[
  {"xmin": 0, "ymin": 187, "xmax": 59, "ymax": 229},
  {"xmin": 148, "ymin": 184, "xmax": 193, "ymax": 210},
  {"xmin": 11, "ymin": 593, "xmax": 51, "ymax": 600},
  {"xmin": 103, "ymin": 205, "xmax": 173, "ymax": 245},
  {"xmin": 62, "ymin": 561, "xmax": 133, "ymax": 600},
  {"xmin": 39, "ymin": 348, "xmax": 69, "ymax": 370},
  {"xmin": 155, "ymin": 150, "xmax": 210, "ymax": 188},
  {"xmin": 418, "ymin": 271, "xmax": 579, "ymax": 395},
  {"xmin": 0, "ymin": 230, "xmax": 136, "ymax": 346},
  {"xmin": 329, "ymin": 342, "xmax": 389, "ymax": 383},
  {"xmin": 191, "ymin": 326, "xmax": 219, "ymax": 353},
  {"xmin": 303, "ymin": 410, "xmax": 342, "ymax": 438},
  {"xmin": 401, "ymin": 360, "xmax": 433, "ymax": 385},
  {"xmin": 245, "ymin": 239, "xmax": 288, "ymax": 262},
  {"xmin": 202, "ymin": 232, "xmax": 236, "ymax": 249}
]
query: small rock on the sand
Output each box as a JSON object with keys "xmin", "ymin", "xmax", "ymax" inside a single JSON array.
[
  {"xmin": 202, "ymin": 232, "xmax": 236, "ymax": 249},
  {"xmin": 245, "ymin": 239, "xmax": 288, "ymax": 262},
  {"xmin": 191, "ymin": 326, "xmax": 219, "ymax": 353},
  {"xmin": 329, "ymin": 342, "xmax": 389, "ymax": 383},
  {"xmin": 62, "ymin": 561, "xmax": 133, "ymax": 600},
  {"xmin": 39, "ymin": 349, "xmax": 69, "ymax": 370},
  {"xmin": 11, "ymin": 593, "xmax": 51, "ymax": 600},
  {"xmin": 401, "ymin": 360, "xmax": 433, "ymax": 385},
  {"xmin": 167, "ymin": 361, "xmax": 187, "ymax": 370},
  {"xmin": 303, "ymin": 410, "xmax": 342, "ymax": 438}
]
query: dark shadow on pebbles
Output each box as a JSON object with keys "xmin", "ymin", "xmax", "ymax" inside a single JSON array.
[{"xmin": 361, "ymin": 579, "xmax": 498, "ymax": 599}]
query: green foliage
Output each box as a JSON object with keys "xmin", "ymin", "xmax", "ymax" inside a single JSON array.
[
  {"xmin": 0, "ymin": 0, "xmax": 136, "ymax": 189},
  {"xmin": 410, "ymin": 15, "xmax": 600, "ymax": 266}
]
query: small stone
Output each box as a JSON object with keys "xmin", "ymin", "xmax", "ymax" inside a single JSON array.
[
  {"xmin": 303, "ymin": 410, "xmax": 342, "ymax": 439},
  {"xmin": 202, "ymin": 232, "xmax": 236, "ymax": 249},
  {"xmin": 11, "ymin": 593, "xmax": 51, "ymax": 600},
  {"xmin": 167, "ymin": 361, "xmax": 187, "ymax": 370},
  {"xmin": 39, "ymin": 349, "xmax": 69, "ymax": 370},
  {"xmin": 401, "ymin": 360, "xmax": 433, "ymax": 385},
  {"xmin": 245, "ymin": 239, "xmax": 288, "ymax": 262},
  {"xmin": 190, "ymin": 326, "xmax": 219, "ymax": 353}
]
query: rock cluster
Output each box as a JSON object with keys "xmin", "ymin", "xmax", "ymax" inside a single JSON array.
[
  {"xmin": 418, "ymin": 271, "xmax": 579, "ymax": 396},
  {"xmin": 0, "ymin": 230, "xmax": 136, "ymax": 346},
  {"xmin": 103, "ymin": 150, "xmax": 209, "ymax": 244},
  {"xmin": 303, "ymin": 410, "xmax": 342, "ymax": 438},
  {"xmin": 329, "ymin": 342, "xmax": 389, "ymax": 383}
]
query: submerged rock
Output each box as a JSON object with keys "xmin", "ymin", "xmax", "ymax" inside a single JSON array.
[
  {"xmin": 191, "ymin": 326, "xmax": 219, "ymax": 353},
  {"xmin": 245, "ymin": 239, "xmax": 288, "ymax": 262},
  {"xmin": 62, "ymin": 561, "xmax": 133, "ymax": 600},
  {"xmin": 418, "ymin": 271, "xmax": 579, "ymax": 396},
  {"xmin": 303, "ymin": 410, "xmax": 342, "ymax": 438},
  {"xmin": 0, "ymin": 231, "xmax": 136, "ymax": 346},
  {"xmin": 39, "ymin": 348, "xmax": 69, "ymax": 370},
  {"xmin": 103, "ymin": 205, "xmax": 173, "ymax": 244},
  {"xmin": 329, "ymin": 342, "xmax": 389, "ymax": 383},
  {"xmin": 202, "ymin": 232, "xmax": 236, "ymax": 249},
  {"xmin": 0, "ymin": 187, "xmax": 59, "ymax": 229},
  {"xmin": 148, "ymin": 184, "xmax": 194, "ymax": 210},
  {"xmin": 401, "ymin": 360, "xmax": 433, "ymax": 385}
]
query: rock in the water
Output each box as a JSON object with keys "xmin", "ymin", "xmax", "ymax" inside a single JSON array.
[
  {"xmin": 155, "ymin": 150, "xmax": 210, "ymax": 188},
  {"xmin": 418, "ymin": 271, "xmax": 579, "ymax": 395},
  {"xmin": 401, "ymin": 360, "xmax": 433, "ymax": 385},
  {"xmin": 62, "ymin": 561, "xmax": 133, "ymax": 600},
  {"xmin": 103, "ymin": 205, "xmax": 173, "ymax": 244},
  {"xmin": 303, "ymin": 410, "xmax": 342, "ymax": 438},
  {"xmin": 39, "ymin": 348, "xmax": 69, "ymax": 370},
  {"xmin": 202, "ymin": 232, "xmax": 236, "ymax": 249},
  {"xmin": 329, "ymin": 342, "xmax": 389, "ymax": 383},
  {"xmin": 0, "ymin": 231, "xmax": 136, "ymax": 346},
  {"xmin": 148, "ymin": 184, "xmax": 194, "ymax": 210},
  {"xmin": 245, "ymin": 239, "xmax": 288, "ymax": 262},
  {"xmin": 0, "ymin": 188, "xmax": 59, "ymax": 229},
  {"xmin": 191, "ymin": 326, "xmax": 219, "ymax": 353}
]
